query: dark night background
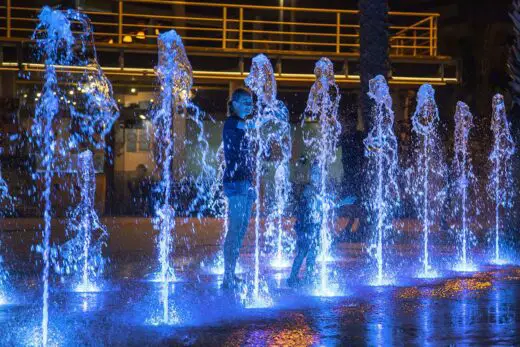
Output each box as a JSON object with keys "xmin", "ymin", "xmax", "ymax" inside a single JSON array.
[
  {"xmin": 23, "ymin": 0, "xmax": 515, "ymax": 129},
  {"xmin": 2, "ymin": 0, "xmax": 519, "ymax": 223}
]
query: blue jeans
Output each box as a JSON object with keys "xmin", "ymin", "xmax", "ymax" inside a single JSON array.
[
  {"xmin": 289, "ymin": 223, "xmax": 320, "ymax": 281},
  {"xmin": 223, "ymin": 180, "xmax": 256, "ymax": 279}
]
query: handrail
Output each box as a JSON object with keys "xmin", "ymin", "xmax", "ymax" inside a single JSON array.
[
  {"xmin": 0, "ymin": 0, "xmax": 440, "ymax": 57},
  {"xmin": 0, "ymin": 61, "xmax": 459, "ymax": 86}
]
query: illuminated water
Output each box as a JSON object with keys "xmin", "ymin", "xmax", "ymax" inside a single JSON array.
[
  {"xmin": 1, "ymin": 241, "xmax": 519, "ymax": 345},
  {"xmin": 452, "ymin": 102, "xmax": 477, "ymax": 272},
  {"xmin": 363, "ymin": 75, "xmax": 399, "ymax": 285},
  {"xmin": 408, "ymin": 84, "xmax": 447, "ymax": 278},
  {"xmin": 2, "ymin": 5, "xmax": 520, "ymax": 345},
  {"xmin": 244, "ymin": 53, "xmax": 290, "ymax": 307},
  {"xmin": 52, "ymin": 150, "xmax": 108, "ymax": 293},
  {"xmin": 303, "ymin": 57, "xmax": 341, "ymax": 295},
  {"xmin": 31, "ymin": 7, "xmax": 118, "ymax": 345},
  {"xmin": 268, "ymin": 162, "xmax": 293, "ymax": 269},
  {"xmin": 149, "ymin": 29, "xmax": 192, "ymax": 323},
  {"xmin": 488, "ymin": 94, "xmax": 516, "ymax": 265}
]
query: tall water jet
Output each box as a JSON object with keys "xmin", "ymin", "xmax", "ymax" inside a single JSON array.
[
  {"xmin": 52, "ymin": 150, "xmax": 108, "ymax": 291},
  {"xmin": 149, "ymin": 30, "xmax": 192, "ymax": 323},
  {"xmin": 488, "ymin": 94, "xmax": 515, "ymax": 264},
  {"xmin": 452, "ymin": 102, "xmax": 477, "ymax": 271},
  {"xmin": 244, "ymin": 53, "xmax": 289, "ymax": 306},
  {"xmin": 408, "ymin": 84, "xmax": 446, "ymax": 278},
  {"xmin": 268, "ymin": 161, "xmax": 293, "ymax": 269},
  {"xmin": 31, "ymin": 7, "xmax": 118, "ymax": 344},
  {"xmin": 303, "ymin": 57, "xmax": 341, "ymax": 295},
  {"xmin": 363, "ymin": 75, "xmax": 399, "ymax": 285},
  {"xmin": 200, "ymin": 144, "xmax": 241, "ymax": 275}
]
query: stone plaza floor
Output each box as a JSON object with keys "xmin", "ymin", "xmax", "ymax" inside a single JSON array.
[{"xmin": 0, "ymin": 240, "xmax": 519, "ymax": 346}]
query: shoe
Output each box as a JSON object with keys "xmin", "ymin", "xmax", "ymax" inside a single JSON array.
[
  {"xmin": 222, "ymin": 275, "xmax": 243, "ymax": 290},
  {"xmin": 301, "ymin": 275, "xmax": 315, "ymax": 286},
  {"xmin": 287, "ymin": 276, "xmax": 301, "ymax": 288}
]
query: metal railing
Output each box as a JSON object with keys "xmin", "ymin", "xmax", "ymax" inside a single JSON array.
[{"xmin": 0, "ymin": 0, "xmax": 439, "ymax": 57}]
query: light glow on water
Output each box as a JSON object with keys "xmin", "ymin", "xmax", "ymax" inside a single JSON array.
[
  {"xmin": 0, "ymin": 291, "xmax": 8, "ymax": 306},
  {"xmin": 145, "ymin": 309, "xmax": 180, "ymax": 327},
  {"xmin": 270, "ymin": 256, "xmax": 292, "ymax": 269},
  {"xmin": 311, "ymin": 282, "xmax": 343, "ymax": 297},
  {"xmin": 490, "ymin": 257, "xmax": 513, "ymax": 266},
  {"xmin": 73, "ymin": 280, "xmax": 102, "ymax": 293},
  {"xmin": 369, "ymin": 276, "xmax": 396, "ymax": 287},
  {"xmin": 143, "ymin": 271, "xmax": 179, "ymax": 283},
  {"xmin": 453, "ymin": 262, "xmax": 478, "ymax": 273},
  {"xmin": 417, "ymin": 269, "xmax": 440, "ymax": 279}
]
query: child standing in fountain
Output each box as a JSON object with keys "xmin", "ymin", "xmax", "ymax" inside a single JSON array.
[
  {"xmin": 288, "ymin": 161, "xmax": 356, "ymax": 286},
  {"xmin": 222, "ymin": 88, "xmax": 268, "ymax": 289},
  {"xmin": 287, "ymin": 161, "xmax": 322, "ymax": 286}
]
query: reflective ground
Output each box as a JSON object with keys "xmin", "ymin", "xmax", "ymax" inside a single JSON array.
[{"xmin": 1, "ymin": 243, "xmax": 519, "ymax": 346}]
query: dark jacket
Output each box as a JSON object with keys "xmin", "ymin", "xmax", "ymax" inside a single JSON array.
[{"xmin": 223, "ymin": 116, "xmax": 255, "ymax": 183}]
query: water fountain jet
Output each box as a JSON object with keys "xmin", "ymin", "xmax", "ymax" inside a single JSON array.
[
  {"xmin": 148, "ymin": 29, "xmax": 192, "ymax": 323},
  {"xmin": 303, "ymin": 58, "xmax": 341, "ymax": 295},
  {"xmin": 363, "ymin": 75, "xmax": 399, "ymax": 286},
  {"xmin": 31, "ymin": 7, "xmax": 118, "ymax": 344},
  {"xmin": 51, "ymin": 150, "xmax": 109, "ymax": 293},
  {"xmin": 488, "ymin": 94, "xmax": 515, "ymax": 265},
  {"xmin": 244, "ymin": 53, "xmax": 290, "ymax": 307},
  {"xmin": 451, "ymin": 102, "xmax": 477, "ymax": 272},
  {"xmin": 408, "ymin": 84, "xmax": 446, "ymax": 279}
]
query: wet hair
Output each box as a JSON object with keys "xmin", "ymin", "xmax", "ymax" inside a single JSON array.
[{"xmin": 227, "ymin": 87, "xmax": 252, "ymax": 117}]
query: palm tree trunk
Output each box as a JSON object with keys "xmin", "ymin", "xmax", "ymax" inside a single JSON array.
[{"xmin": 359, "ymin": 0, "xmax": 390, "ymax": 129}]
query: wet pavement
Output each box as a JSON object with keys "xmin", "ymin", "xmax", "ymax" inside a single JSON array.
[{"xmin": 1, "ymin": 243, "xmax": 520, "ymax": 346}]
